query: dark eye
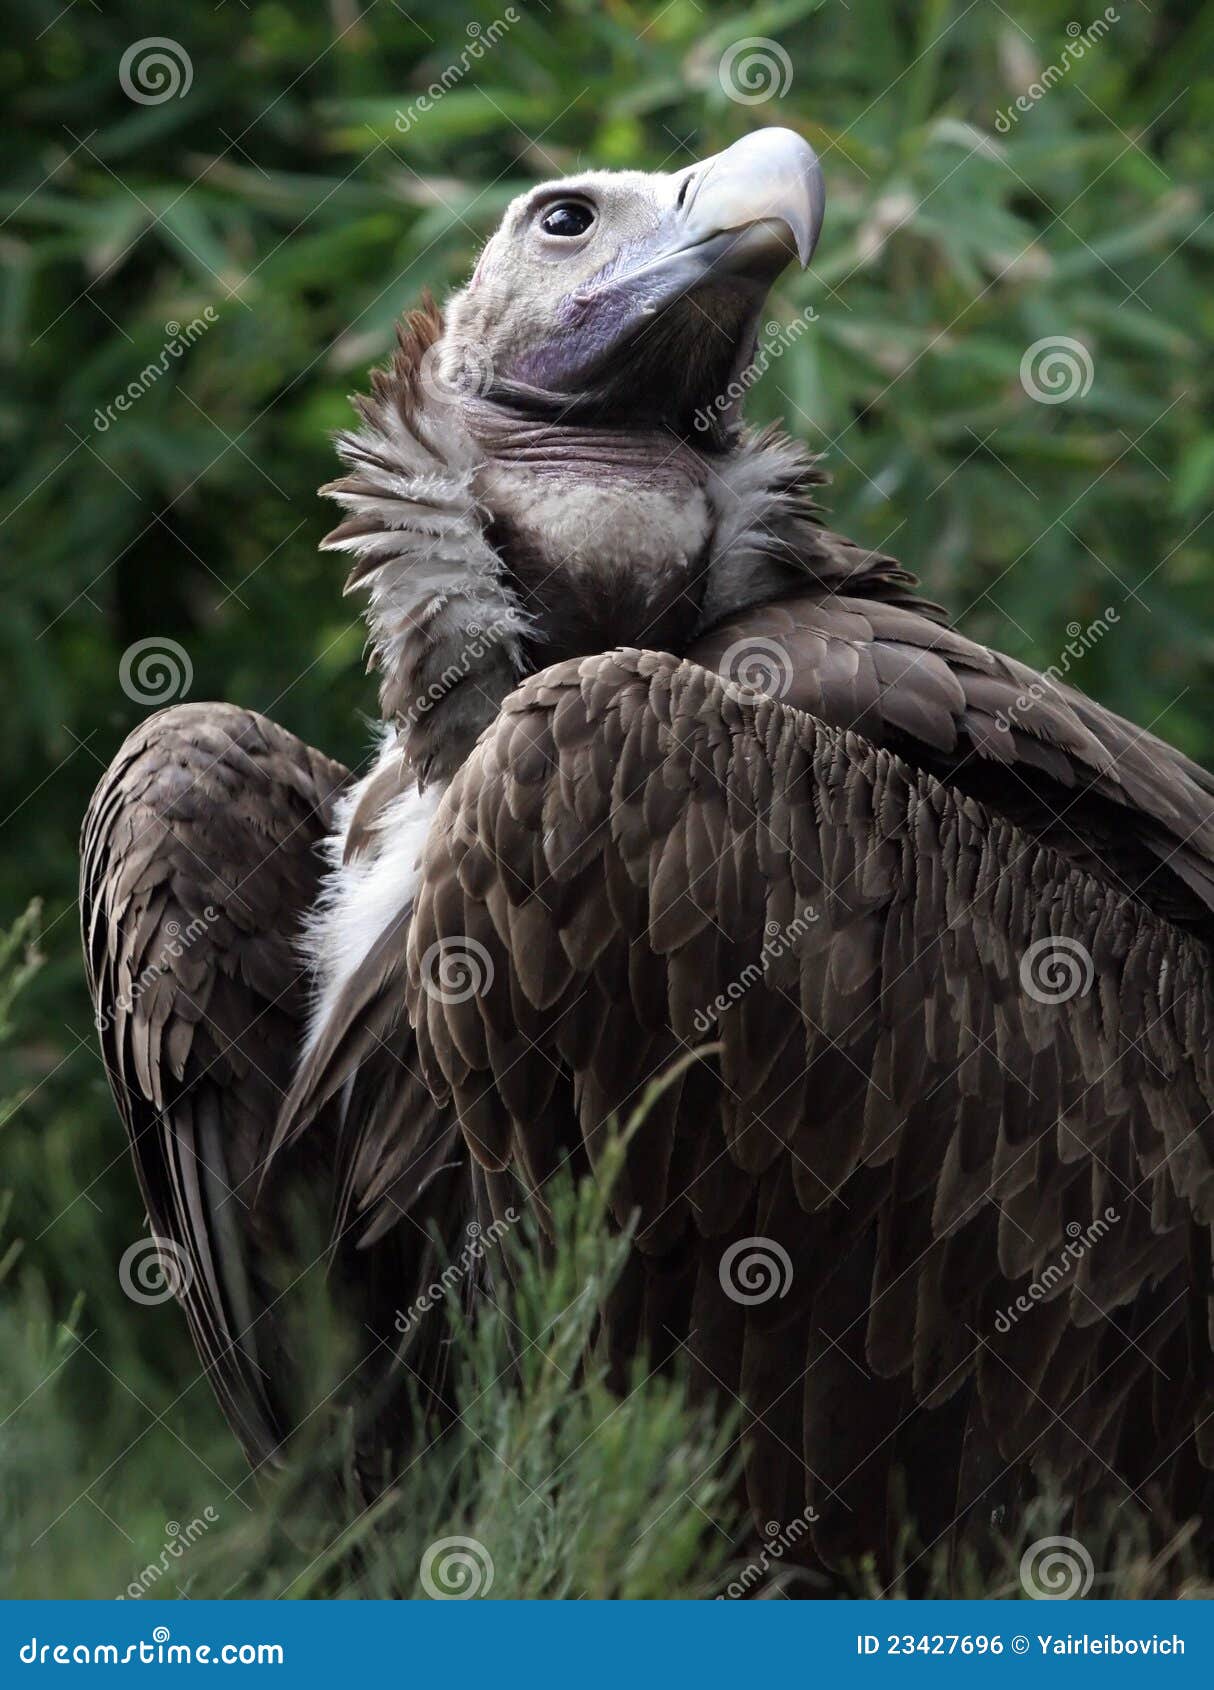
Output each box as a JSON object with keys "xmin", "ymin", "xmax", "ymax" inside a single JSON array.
[{"xmin": 539, "ymin": 201, "xmax": 595, "ymax": 238}]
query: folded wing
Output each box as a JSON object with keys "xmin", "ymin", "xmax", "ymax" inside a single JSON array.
[
  {"xmin": 81, "ymin": 704, "xmax": 348, "ymax": 1466},
  {"xmin": 395, "ymin": 642, "xmax": 1214, "ymax": 1561}
]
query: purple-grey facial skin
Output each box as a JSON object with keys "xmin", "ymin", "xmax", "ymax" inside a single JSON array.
[
  {"xmin": 470, "ymin": 130, "xmax": 825, "ymax": 426},
  {"xmin": 507, "ymin": 286, "xmax": 641, "ymax": 393},
  {"xmin": 502, "ymin": 237, "xmax": 782, "ymax": 406}
]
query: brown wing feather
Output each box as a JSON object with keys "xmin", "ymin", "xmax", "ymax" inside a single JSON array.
[
  {"xmin": 81, "ymin": 703, "xmax": 348, "ymax": 1466},
  {"xmin": 692, "ymin": 595, "xmax": 1214, "ymax": 935},
  {"xmin": 400, "ymin": 647, "xmax": 1214, "ymax": 1565}
]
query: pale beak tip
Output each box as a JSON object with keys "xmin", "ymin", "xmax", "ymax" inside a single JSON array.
[
  {"xmin": 798, "ymin": 162, "xmax": 827, "ymax": 267},
  {"xmin": 687, "ymin": 125, "xmax": 826, "ymax": 273}
]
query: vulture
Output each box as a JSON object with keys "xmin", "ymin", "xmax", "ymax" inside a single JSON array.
[{"xmin": 82, "ymin": 128, "xmax": 1214, "ymax": 1584}]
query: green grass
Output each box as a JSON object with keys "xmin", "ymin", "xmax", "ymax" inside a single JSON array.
[{"xmin": 0, "ymin": 929, "xmax": 742, "ymax": 1599}]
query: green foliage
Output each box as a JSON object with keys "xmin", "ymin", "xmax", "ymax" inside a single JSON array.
[
  {"xmin": 1, "ymin": 0, "xmax": 1212, "ymax": 1598},
  {"xmin": 0, "ymin": 1084, "xmax": 739, "ymax": 1598},
  {"xmin": 854, "ymin": 1492, "xmax": 1214, "ymax": 1601}
]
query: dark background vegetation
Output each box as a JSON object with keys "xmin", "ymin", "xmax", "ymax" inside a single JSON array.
[{"xmin": 1, "ymin": 0, "xmax": 1211, "ymax": 1596}]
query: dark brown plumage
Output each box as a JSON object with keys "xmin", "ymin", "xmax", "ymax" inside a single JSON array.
[
  {"xmin": 80, "ymin": 705, "xmax": 468, "ymax": 1486},
  {"xmin": 80, "ymin": 706, "xmax": 348, "ymax": 1464},
  {"xmin": 81, "ymin": 132, "xmax": 1214, "ymax": 1580}
]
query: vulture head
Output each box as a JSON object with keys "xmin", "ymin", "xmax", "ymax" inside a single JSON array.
[
  {"xmin": 441, "ymin": 126, "xmax": 825, "ymax": 433},
  {"xmin": 325, "ymin": 128, "xmax": 841, "ymax": 787}
]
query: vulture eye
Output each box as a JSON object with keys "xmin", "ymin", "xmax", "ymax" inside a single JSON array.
[{"xmin": 539, "ymin": 200, "xmax": 595, "ymax": 238}]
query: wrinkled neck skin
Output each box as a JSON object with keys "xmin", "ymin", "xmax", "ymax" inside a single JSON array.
[
  {"xmin": 320, "ymin": 304, "xmax": 835, "ymax": 816},
  {"xmin": 468, "ymin": 400, "xmax": 718, "ymax": 670}
]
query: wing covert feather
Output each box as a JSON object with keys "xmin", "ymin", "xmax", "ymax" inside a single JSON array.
[
  {"xmin": 81, "ymin": 703, "xmax": 348, "ymax": 1465},
  {"xmin": 404, "ymin": 648, "xmax": 1214, "ymax": 1559}
]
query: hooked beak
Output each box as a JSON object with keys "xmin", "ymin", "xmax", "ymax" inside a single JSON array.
[
  {"xmin": 490, "ymin": 128, "xmax": 825, "ymax": 432},
  {"xmin": 577, "ymin": 127, "xmax": 825, "ymax": 309}
]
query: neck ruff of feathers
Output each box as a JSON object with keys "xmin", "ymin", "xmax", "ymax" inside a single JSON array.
[
  {"xmin": 321, "ymin": 301, "xmax": 925, "ymax": 788},
  {"xmin": 302, "ymin": 301, "xmax": 934, "ymax": 1049}
]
